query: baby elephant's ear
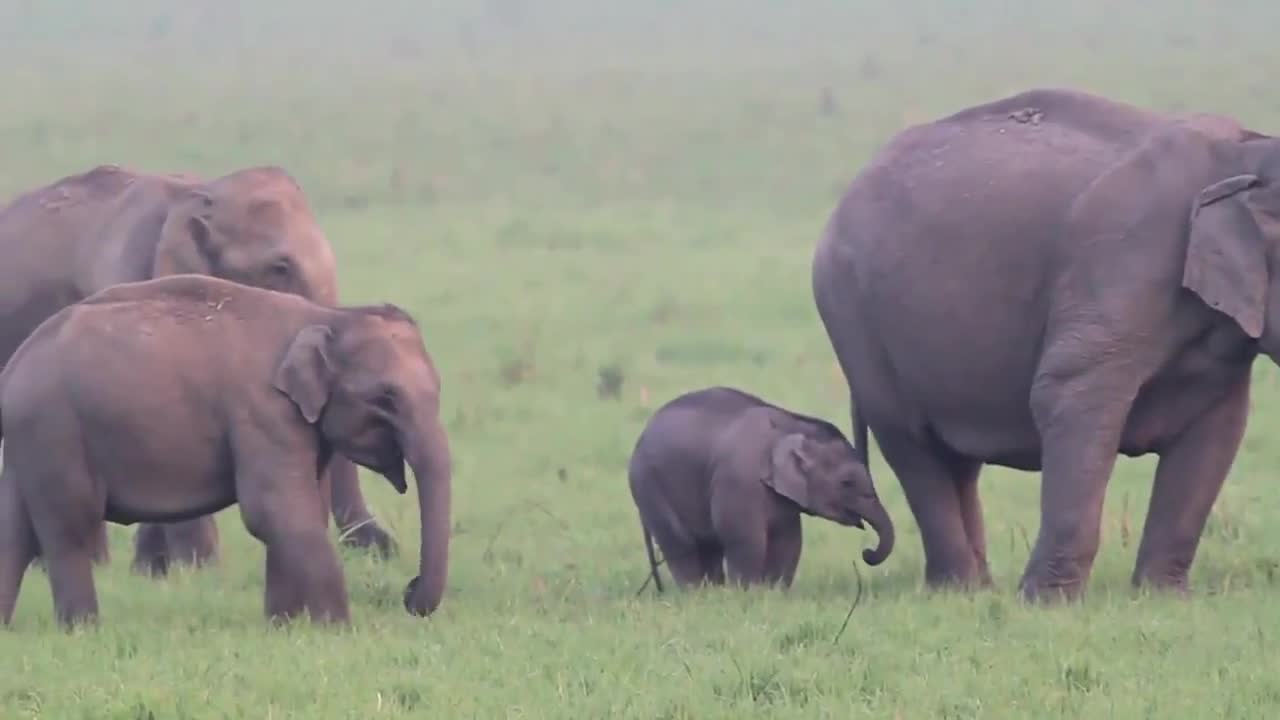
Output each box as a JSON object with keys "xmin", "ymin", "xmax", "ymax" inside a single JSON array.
[
  {"xmin": 272, "ymin": 324, "xmax": 335, "ymax": 424},
  {"xmin": 764, "ymin": 433, "xmax": 811, "ymax": 509}
]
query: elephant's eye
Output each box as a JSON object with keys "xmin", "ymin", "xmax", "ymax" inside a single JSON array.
[
  {"xmin": 268, "ymin": 259, "xmax": 292, "ymax": 278},
  {"xmin": 374, "ymin": 388, "xmax": 397, "ymax": 413}
]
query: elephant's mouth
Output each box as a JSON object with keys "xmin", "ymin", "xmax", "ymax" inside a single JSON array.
[
  {"xmin": 377, "ymin": 452, "xmax": 408, "ymax": 494},
  {"xmin": 832, "ymin": 504, "xmax": 866, "ymax": 529},
  {"xmin": 343, "ymin": 447, "xmax": 408, "ymax": 495}
]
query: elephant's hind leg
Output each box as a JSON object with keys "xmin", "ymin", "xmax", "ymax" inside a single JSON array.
[
  {"xmin": 873, "ymin": 426, "xmax": 988, "ymax": 590},
  {"xmin": 648, "ymin": 530, "xmax": 710, "ymax": 589},
  {"xmin": 0, "ymin": 468, "xmax": 38, "ymax": 624},
  {"xmin": 698, "ymin": 543, "xmax": 727, "ymax": 586},
  {"xmin": 1132, "ymin": 372, "xmax": 1250, "ymax": 592},
  {"xmin": 955, "ymin": 463, "xmax": 993, "ymax": 587},
  {"xmin": 27, "ymin": 476, "xmax": 102, "ymax": 628}
]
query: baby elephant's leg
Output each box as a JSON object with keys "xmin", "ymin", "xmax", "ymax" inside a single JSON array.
[
  {"xmin": 717, "ymin": 519, "xmax": 768, "ymax": 587},
  {"xmin": 723, "ymin": 539, "xmax": 767, "ymax": 586},
  {"xmin": 646, "ymin": 522, "xmax": 709, "ymax": 589},
  {"xmin": 763, "ymin": 515, "xmax": 803, "ymax": 588},
  {"xmin": 699, "ymin": 543, "xmax": 727, "ymax": 585}
]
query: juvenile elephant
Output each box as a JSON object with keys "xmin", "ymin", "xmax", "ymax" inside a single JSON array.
[
  {"xmin": 0, "ymin": 163, "xmax": 395, "ymax": 572},
  {"xmin": 811, "ymin": 87, "xmax": 1280, "ymax": 602},
  {"xmin": 0, "ymin": 275, "xmax": 452, "ymax": 628},
  {"xmin": 628, "ymin": 387, "xmax": 893, "ymax": 591}
]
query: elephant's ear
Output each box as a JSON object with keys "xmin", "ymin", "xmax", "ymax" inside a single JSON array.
[
  {"xmin": 272, "ymin": 324, "xmax": 335, "ymax": 424},
  {"xmin": 152, "ymin": 188, "xmax": 218, "ymax": 277},
  {"xmin": 763, "ymin": 433, "xmax": 812, "ymax": 509},
  {"xmin": 1182, "ymin": 174, "xmax": 1267, "ymax": 338}
]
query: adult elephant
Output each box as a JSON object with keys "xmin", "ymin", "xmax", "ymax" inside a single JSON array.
[
  {"xmin": 811, "ymin": 87, "xmax": 1280, "ymax": 602},
  {"xmin": 0, "ymin": 163, "xmax": 396, "ymax": 572}
]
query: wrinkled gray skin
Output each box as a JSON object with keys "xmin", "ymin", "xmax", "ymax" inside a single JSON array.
[
  {"xmin": 0, "ymin": 275, "xmax": 451, "ymax": 628},
  {"xmin": 628, "ymin": 387, "xmax": 893, "ymax": 591},
  {"xmin": 812, "ymin": 87, "xmax": 1280, "ymax": 603},
  {"xmin": 0, "ymin": 164, "xmax": 395, "ymax": 573}
]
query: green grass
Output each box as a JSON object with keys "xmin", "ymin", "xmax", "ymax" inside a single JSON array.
[{"xmin": 5, "ymin": 1, "xmax": 1280, "ymax": 717}]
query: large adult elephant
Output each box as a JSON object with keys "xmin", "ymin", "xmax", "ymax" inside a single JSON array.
[
  {"xmin": 811, "ymin": 87, "xmax": 1280, "ymax": 602},
  {"xmin": 0, "ymin": 163, "xmax": 397, "ymax": 572}
]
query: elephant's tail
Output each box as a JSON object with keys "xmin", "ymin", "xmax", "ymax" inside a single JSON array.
[
  {"xmin": 0, "ymin": 364, "xmax": 6, "ymax": 450},
  {"xmin": 853, "ymin": 402, "xmax": 869, "ymax": 468},
  {"xmin": 641, "ymin": 521, "xmax": 665, "ymax": 594}
]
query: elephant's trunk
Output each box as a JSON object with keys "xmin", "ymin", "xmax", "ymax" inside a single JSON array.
[
  {"xmin": 860, "ymin": 500, "xmax": 894, "ymax": 566},
  {"xmin": 402, "ymin": 413, "xmax": 452, "ymax": 617}
]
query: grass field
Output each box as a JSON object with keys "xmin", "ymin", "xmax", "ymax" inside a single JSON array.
[{"xmin": 4, "ymin": 1, "xmax": 1280, "ymax": 717}]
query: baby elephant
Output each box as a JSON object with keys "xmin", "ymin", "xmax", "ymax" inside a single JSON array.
[
  {"xmin": 0, "ymin": 275, "xmax": 451, "ymax": 628},
  {"xmin": 629, "ymin": 387, "xmax": 894, "ymax": 591}
]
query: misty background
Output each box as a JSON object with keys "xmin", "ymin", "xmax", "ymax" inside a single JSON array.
[{"xmin": 2, "ymin": 1, "xmax": 1276, "ymax": 213}]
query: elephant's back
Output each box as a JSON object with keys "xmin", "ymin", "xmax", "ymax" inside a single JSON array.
[
  {"xmin": 813, "ymin": 90, "xmax": 1167, "ymax": 456},
  {"xmin": 0, "ymin": 167, "xmax": 145, "ymax": 341},
  {"xmin": 823, "ymin": 88, "xmax": 1165, "ymax": 295},
  {"xmin": 629, "ymin": 388, "xmax": 756, "ymax": 488},
  {"xmin": 0, "ymin": 165, "xmax": 141, "ymax": 224}
]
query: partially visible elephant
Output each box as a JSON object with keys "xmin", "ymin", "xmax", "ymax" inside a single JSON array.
[
  {"xmin": 811, "ymin": 87, "xmax": 1280, "ymax": 602},
  {"xmin": 0, "ymin": 275, "xmax": 452, "ymax": 628},
  {"xmin": 628, "ymin": 387, "xmax": 893, "ymax": 591},
  {"xmin": 0, "ymin": 163, "xmax": 395, "ymax": 572}
]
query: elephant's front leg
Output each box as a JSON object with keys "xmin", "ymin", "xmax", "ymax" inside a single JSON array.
[
  {"xmin": 238, "ymin": 466, "xmax": 350, "ymax": 625},
  {"xmin": 1021, "ymin": 367, "xmax": 1135, "ymax": 603},
  {"xmin": 329, "ymin": 458, "xmax": 397, "ymax": 558},
  {"xmin": 762, "ymin": 515, "xmax": 802, "ymax": 588},
  {"xmin": 722, "ymin": 535, "xmax": 768, "ymax": 587},
  {"xmin": 1132, "ymin": 372, "xmax": 1250, "ymax": 592},
  {"xmin": 713, "ymin": 513, "xmax": 768, "ymax": 588}
]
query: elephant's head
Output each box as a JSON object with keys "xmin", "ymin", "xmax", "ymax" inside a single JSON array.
[
  {"xmin": 763, "ymin": 430, "xmax": 894, "ymax": 566},
  {"xmin": 1179, "ymin": 135, "xmax": 1280, "ymax": 359},
  {"xmin": 152, "ymin": 166, "xmax": 339, "ymax": 304},
  {"xmin": 271, "ymin": 304, "xmax": 451, "ymax": 617}
]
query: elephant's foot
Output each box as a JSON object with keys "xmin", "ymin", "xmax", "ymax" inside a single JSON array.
[
  {"xmin": 337, "ymin": 518, "xmax": 397, "ymax": 559},
  {"xmin": 1130, "ymin": 558, "xmax": 1193, "ymax": 596},
  {"xmin": 924, "ymin": 571, "xmax": 992, "ymax": 594},
  {"xmin": 263, "ymin": 530, "xmax": 351, "ymax": 626},
  {"xmin": 923, "ymin": 546, "xmax": 992, "ymax": 592},
  {"xmin": 973, "ymin": 557, "xmax": 995, "ymax": 588},
  {"xmin": 44, "ymin": 547, "xmax": 100, "ymax": 630},
  {"xmin": 1016, "ymin": 561, "xmax": 1090, "ymax": 604}
]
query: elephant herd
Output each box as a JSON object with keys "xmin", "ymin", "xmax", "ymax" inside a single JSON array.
[{"xmin": 3, "ymin": 86, "xmax": 1280, "ymax": 628}]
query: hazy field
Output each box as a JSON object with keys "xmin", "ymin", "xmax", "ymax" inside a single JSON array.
[{"xmin": 3, "ymin": 1, "xmax": 1280, "ymax": 717}]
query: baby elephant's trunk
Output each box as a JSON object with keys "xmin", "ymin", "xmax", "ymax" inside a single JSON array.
[{"xmin": 860, "ymin": 501, "xmax": 894, "ymax": 566}]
